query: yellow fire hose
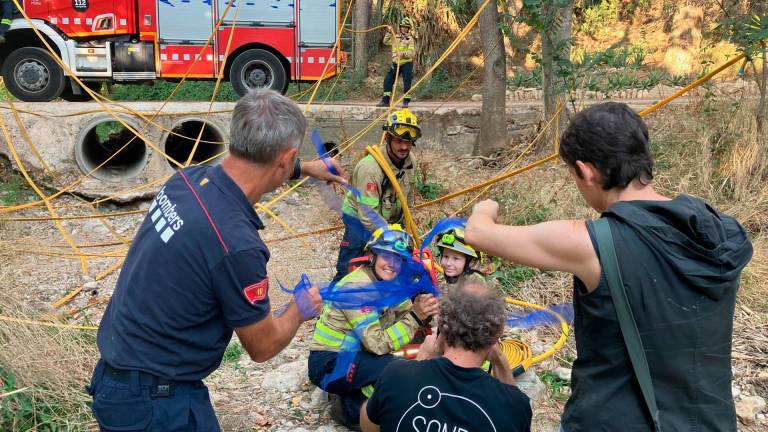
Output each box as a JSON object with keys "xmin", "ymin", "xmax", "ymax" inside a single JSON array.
[{"xmin": 369, "ymin": 144, "xmax": 569, "ymax": 375}]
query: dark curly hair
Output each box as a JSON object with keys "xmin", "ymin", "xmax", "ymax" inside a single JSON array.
[
  {"xmin": 438, "ymin": 282, "xmax": 506, "ymax": 352},
  {"xmin": 559, "ymin": 102, "xmax": 653, "ymax": 190}
]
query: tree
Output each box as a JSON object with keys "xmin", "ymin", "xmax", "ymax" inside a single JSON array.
[
  {"xmin": 719, "ymin": 7, "xmax": 768, "ymax": 136},
  {"xmin": 541, "ymin": 1, "xmax": 573, "ymax": 150},
  {"xmin": 353, "ymin": 0, "xmax": 372, "ymax": 76},
  {"xmin": 475, "ymin": 0, "xmax": 508, "ymax": 156},
  {"xmin": 501, "ymin": 1, "xmax": 574, "ymax": 151}
]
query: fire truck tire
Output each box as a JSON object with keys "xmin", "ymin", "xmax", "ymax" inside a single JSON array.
[
  {"xmin": 60, "ymin": 81, "xmax": 103, "ymax": 102},
  {"xmin": 2, "ymin": 47, "xmax": 67, "ymax": 102},
  {"xmin": 230, "ymin": 49, "xmax": 287, "ymax": 96}
]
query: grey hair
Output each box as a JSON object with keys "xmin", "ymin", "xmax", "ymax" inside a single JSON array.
[
  {"xmin": 229, "ymin": 88, "xmax": 307, "ymax": 163},
  {"xmin": 438, "ymin": 281, "xmax": 506, "ymax": 352}
]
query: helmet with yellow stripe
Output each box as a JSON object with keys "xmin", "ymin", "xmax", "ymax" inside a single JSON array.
[
  {"xmin": 400, "ymin": 16, "xmax": 413, "ymax": 29},
  {"xmin": 383, "ymin": 108, "xmax": 421, "ymax": 143},
  {"xmin": 365, "ymin": 224, "xmax": 414, "ymax": 259},
  {"xmin": 434, "ymin": 227, "xmax": 478, "ymax": 259}
]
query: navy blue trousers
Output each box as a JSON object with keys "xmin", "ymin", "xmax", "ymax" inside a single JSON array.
[
  {"xmin": 332, "ymin": 213, "xmax": 369, "ymax": 283},
  {"xmin": 383, "ymin": 62, "xmax": 413, "ymax": 101},
  {"xmin": 308, "ymin": 350, "xmax": 399, "ymax": 424},
  {"xmin": 87, "ymin": 360, "xmax": 220, "ymax": 431}
]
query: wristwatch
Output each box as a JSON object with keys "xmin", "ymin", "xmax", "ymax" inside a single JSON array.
[{"xmin": 290, "ymin": 157, "xmax": 301, "ymax": 180}]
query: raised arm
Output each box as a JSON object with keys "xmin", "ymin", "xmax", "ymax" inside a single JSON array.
[{"xmin": 465, "ymin": 200, "xmax": 601, "ymax": 290}]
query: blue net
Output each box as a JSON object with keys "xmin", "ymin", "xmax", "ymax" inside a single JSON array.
[{"xmin": 505, "ymin": 302, "xmax": 574, "ymax": 329}]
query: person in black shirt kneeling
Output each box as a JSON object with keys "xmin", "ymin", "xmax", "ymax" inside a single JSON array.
[{"xmin": 360, "ymin": 281, "xmax": 532, "ymax": 432}]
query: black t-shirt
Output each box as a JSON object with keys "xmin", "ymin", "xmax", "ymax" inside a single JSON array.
[
  {"xmin": 367, "ymin": 357, "xmax": 531, "ymax": 432},
  {"xmin": 97, "ymin": 165, "xmax": 271, "ymax": 381}
]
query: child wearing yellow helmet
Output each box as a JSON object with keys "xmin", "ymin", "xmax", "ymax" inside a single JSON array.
[
  {"xmin": 309, "ymin": 225, "xmax": 438, "ymax": 430},
  {"xmin": 434, "ymin": 227, "xmax": 485, "ymax": 293}
]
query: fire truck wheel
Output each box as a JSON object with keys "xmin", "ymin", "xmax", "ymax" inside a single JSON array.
[
  {"xmin": 2, "ymin": 47, "xmax": 67, "ymax": 102},
  {"xmin": 230, "ymin": 49, "xmax": 287, "ymax": 96},
  {"xmin": 60, "ymin": 80, "xmax": 103, "ymax": 102}
]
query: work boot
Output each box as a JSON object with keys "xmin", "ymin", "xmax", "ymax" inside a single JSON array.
[
  {"xmin": 0, "ymin": 35, "xmax": 6, "ymax": 44},
  {"xmin": 376, "ymin": 96, "xmax": 390, "ymax": 107},
  {"xmin": 403, "ymin": 98, "xmax": 411, "ymax": 108},
  {"xmin": 330, "ymin": 396, "xmax": 362, "ymax": 432}
]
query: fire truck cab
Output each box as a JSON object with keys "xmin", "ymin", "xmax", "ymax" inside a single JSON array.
[{"xmin": 1, "ymin": 0, "xmax": 343, "ymax": 101}]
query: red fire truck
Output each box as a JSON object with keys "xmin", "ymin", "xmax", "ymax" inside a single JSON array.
[{"xmin": 1, "ymin": 0, "xmax": 343, "ymax": 101}]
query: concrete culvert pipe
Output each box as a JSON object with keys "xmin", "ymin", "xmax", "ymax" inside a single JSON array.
[
  {"xmin": 74, "ymin": 117, "xmax": 148, "ymax": 182},
  {"xmin": 163, "ymin": 119, "xmax": 227, "ymax": 168}
]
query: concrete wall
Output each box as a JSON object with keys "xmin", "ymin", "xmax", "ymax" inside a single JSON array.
[{"xmin": 0, "ymin": 101, "xmax": 543, "ymax": 201}]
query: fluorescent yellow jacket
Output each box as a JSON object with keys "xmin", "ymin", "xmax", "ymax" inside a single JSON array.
[
  {"xmin": 310, "ymin": 266, "xmax": 421, "ymax": 354},
  {"xmin": 341, "ymin": 148, "xmax": 417, "ymax": 232},
  {"xmin": 383, "ymin": 33, "xmax": 416, "ymax": 65}
]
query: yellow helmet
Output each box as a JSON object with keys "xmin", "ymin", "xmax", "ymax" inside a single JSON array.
[
  {"xmin": 400, "ymin": 16, "xmax": 413, "ymax": 28},
  {"xmin": 365, "ymin": 224, "xmax": 414, "ymax": 259},
  {"xmin": 383, "ymin": 108, "xmax": 421, "ymax": 142},
  {"xmin": 435, "ymin": 227, "xmax": 478, "ymax": 259}
]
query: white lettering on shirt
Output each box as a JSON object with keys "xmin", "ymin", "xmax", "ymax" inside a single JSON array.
[{"xmin": 149, "ymin": 187, "xmax": 185, "ymax": 243}]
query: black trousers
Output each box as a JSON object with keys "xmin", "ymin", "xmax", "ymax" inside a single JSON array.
[{"xmin": 383, "ymin": 61, "xmax": 413, "ymax": 101}]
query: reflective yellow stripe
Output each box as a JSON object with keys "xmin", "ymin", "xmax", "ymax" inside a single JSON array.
[
  {"xmin": 313, "ymin": 321, "xmax": 346, "ymax": 348},
  {"xmin": 1, "ymin": 19, "xmax": 11, "ymax": 25},
  {"xmin": 361, "ymin": 385, "xmax": 375, "ymax": 398},
  {"xmin": 350, "ymin": 312, "xmax": 378, "ymax": 327},
  {"xmin": 386, "ymin": 321, "xmax": 408, "ymax": 350},
  {"xmin": 357, "ymin": 194, "xmax": 379, "ymax": 206}
]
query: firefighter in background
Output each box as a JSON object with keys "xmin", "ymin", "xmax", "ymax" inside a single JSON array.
[
  {"xmin": 0, "ymin": 0, "xmax": 14, "ymax": 44},
  {"xmin": 308, "ymin": 225, "xmax": 438, "ymax": 431},
  {"xmin": 377, "ymin": 16, "xmax": 416, "ymax": 107},
  {"xmin": 333, "ymin": 108, "xmax": 420, "ymax": 282},
  {"xmin": 434, "ymin": 227, "xmax": 485, "ymax": 294}
]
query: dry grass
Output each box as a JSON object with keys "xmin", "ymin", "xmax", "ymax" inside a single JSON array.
[{"xmin": 0, "ymin": 243, "xmax": 98, "ymax": 431}]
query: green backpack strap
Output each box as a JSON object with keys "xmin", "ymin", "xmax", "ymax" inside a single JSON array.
[{"xmin": 592, "ymin": 218, "xmax": 662, "ymax": 432}]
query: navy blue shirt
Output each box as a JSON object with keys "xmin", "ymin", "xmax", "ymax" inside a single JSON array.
[{"xmin": 97, "ymin": 165, "xmax": 271, "ymax": 381}]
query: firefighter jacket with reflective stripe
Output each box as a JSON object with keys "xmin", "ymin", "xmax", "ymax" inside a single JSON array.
[
  {"xmin": 383, "ymin": 33, "xmax": 416, "ymax": 65},
  {"xmin": 310, "ymin": 266, "xmax": 421, "ymax": 355},
  {"xmin": 341, "ymin": 148, "xmax": 416, "ymax": 233}
]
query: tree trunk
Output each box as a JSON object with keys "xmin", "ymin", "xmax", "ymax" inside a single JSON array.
[
  {"xmin": 541, "ymin": 1, "xmax": 573, "ymax": 152},
  {"xmin": 353, "ymin": 0, "xmax": 371, "ymax": 77},
  {"xmin": 474, "ymin": 0, "xmax": 507, "ymax": 156}
]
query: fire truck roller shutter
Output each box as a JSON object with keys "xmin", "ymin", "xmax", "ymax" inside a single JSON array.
[
  {"xmin": 1, "ymin": 47, "xmax": 67, "ymax": 102},
  {"xmin": 229, "ymin": 48, "xmax": 287, "ymax": 96}
]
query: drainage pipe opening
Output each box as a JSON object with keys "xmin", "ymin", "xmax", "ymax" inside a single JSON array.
[
  {"xmin": 74, "ymin": 118, "xmax": 148, "ymax": 182},
  {"xmin": 163, "ymin": 119, "xmax": 227, "ymax": 167}
]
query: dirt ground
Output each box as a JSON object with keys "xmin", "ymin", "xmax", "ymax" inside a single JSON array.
[{"xmin": 1, "ymin": 138, "xmax": 766, "ymax": 430}]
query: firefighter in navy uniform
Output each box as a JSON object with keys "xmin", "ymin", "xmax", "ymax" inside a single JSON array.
[
  {"xmin": 86, "ymin": 89, "xmax": 344, "ymax": 431},
  {"xmin": 309, "ymin": 225, "xmax": 438, "ymax": 431},
  {"xmin": 377, "ymin": 16, "xmax": 416, "ymax": 107},
  {"xmin": 333, "ymin": 108, "xmax": 420, "ymax": 282}
]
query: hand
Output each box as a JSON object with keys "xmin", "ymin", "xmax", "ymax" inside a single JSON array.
[
  {"xmin": 413, "ymin": 293, "xmax": 438, "ymax": 321},
  {"xmin": 471, "ymin": 199, "xmax": 499, "ymax": 222},
  {"xmin": 300, "ymin": 159, "xmax": 347, "ymax": 185},
  {"xmin": 294, "ymin": 285, "xmax": 322, "ymax": 321},
  {"xmin": 416, "ymin": 333, "xmax": 444, "ymax": 361}
]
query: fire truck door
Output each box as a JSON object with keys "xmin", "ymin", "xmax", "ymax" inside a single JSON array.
[
  {"xmin": 299, "ymin": 0, "xmax": 337, "ymax": 46},
  {"xmin": 157, "ymin": 0, "xmax": 214, "ymax": 43}
]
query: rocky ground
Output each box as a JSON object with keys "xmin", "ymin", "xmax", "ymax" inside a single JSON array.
[{"xmin": 1, "ymin": 150, "xmax": 766, "ymax": 431}]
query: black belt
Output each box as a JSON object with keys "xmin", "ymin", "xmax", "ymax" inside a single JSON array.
[{"xmin": 102, "ymin": 363, "xmax": 182, "ymax": 398}]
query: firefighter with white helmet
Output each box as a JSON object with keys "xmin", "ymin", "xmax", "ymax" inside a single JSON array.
[
  {"xmin": 309, "ymin": 225, "xmax": 438, "ymax": 430},
  {"xmin": 333, "ymin": 108, "xmax": 421, "ymax": 282},
  {"xmin": 378, "ymin": 16, "xmax": 416, "ymax": 107}
]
